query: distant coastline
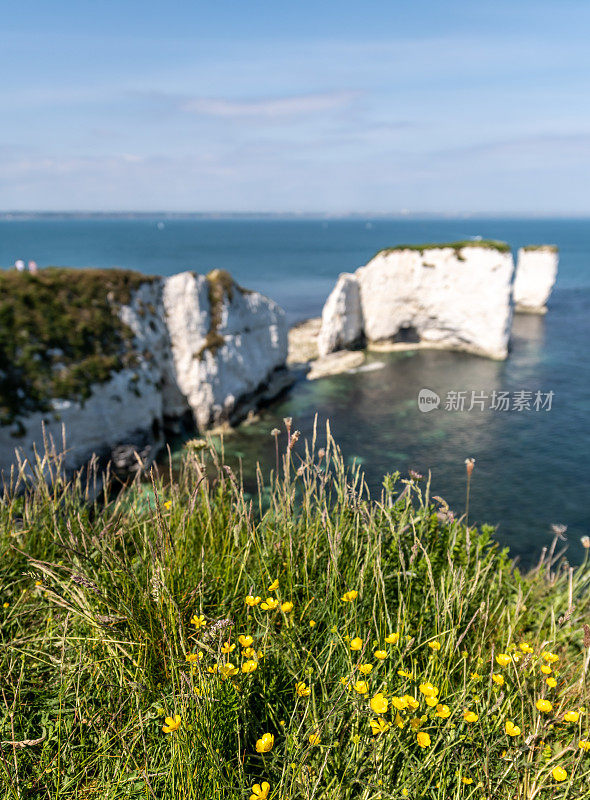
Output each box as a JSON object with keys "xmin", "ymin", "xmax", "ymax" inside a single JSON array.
[{"xmin": 2, "ymin": 211, "xmax": 590, "ymax": 221}]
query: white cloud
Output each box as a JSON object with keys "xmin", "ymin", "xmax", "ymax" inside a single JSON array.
[{"xmin": 180, "ymin": 90, "xmax": 359, "ymax": 118}]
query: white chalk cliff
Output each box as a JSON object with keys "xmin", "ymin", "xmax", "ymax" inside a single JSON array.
[
  {"xmin": 513, "ymin": 246, "xmax": 559, "ymax": 313},
  {"xmin": 0, "ymin": 270, "xmax": 288, "ymax": 476},
  {"xmin": 319, "ymin": 243, "xmax": 515, "ymax": 360}
]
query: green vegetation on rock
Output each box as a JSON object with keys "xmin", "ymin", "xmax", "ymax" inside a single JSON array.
[
  {"xmin": 0, "ymin": 267, "xmax": 156, "ymax": 424},
  {"xmin": 522, "ymin": 244, "xmax": 559, "ymax": 252},
  {"xmin": 376, "ymin": 240, "xmax": 511, "ymax": 258},
  {"xmin": 197, "ymin": 269, "xmax": 240, "ymax": 359}
]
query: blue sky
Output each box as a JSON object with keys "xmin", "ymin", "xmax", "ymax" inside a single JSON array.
[{"xmin": 2, "ymin": 0, "xmax": 590, "ymax": 213}]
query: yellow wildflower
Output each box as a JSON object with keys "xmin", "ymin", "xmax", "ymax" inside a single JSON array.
[
  {"xmin": 242, "ymin": 660, "xmax": 258, "ymax": 674},
  {"xmin": 308, "ymin": 732, "xmax": 321, "ymax": 745},
  {"xmin": 353, "ymin": 680, "xmax": 369, "ymax": 695},
  {"xmin": 398, "ymin": 669, "xmax": 412, "ymax": 678},
  {"xmin": 541, "ymin": 665, "xmax": 552, "ymax": 675},
  {"xmin": 369, "ymin": 693, "xmax": 388, "ymax": 714},
  {"xmin": 35, "ymin": 580, "xmax": 42, "ymax": 586},
  {"xmin": 492, "ymin": 674, "xmax": 505, "ymax": 686},
  {"xmin": 370, "ymin": 718, "xmax": 390, "ymax": 735},
  {"xmin": 419, "ymin": 682, "xmax": 439, "ymax": 698},
  {"xmin": 416, "ymin": 731, "xmax": 431, "ymax": 747},
  {"xmin": 410, "ymin": 717, "xmax": 421, "ymax": 731},
  {"xmin": 536, "ymin": 699, "xmax": 552, "ymax": 713},
  {"xmin": 250, "ymin": 782, "xmax": 270, "ymax": 800},
  {"xmin": 428, "ymin": 641, "xmax": 441, "ymax": 651},
  {"xmin": 239, "ymin": 635, "xmax": 254, "ymax": 648},
  {"xmin": 341, "ymin": 590, "xmax": 358, "ymax": 602},
  {"xmin": 519, "ymin": 642, "xmax": 534, "ymax": 653},
  {"xmin": 462, "ymin": 777, "xmax": 473, "ymax": 785},
  {"xmin": 163, "ymin": 500, "xmax": 172, "ymax": 510},
  {"xmin": 579, "ymin": 740, "xmax": 590, "ymax": 751},
  {"xmin": 463, "ymin": 710, "xmax": 478, "ymax": 723},
  {"xmin": 218, "ymin": 663, "xmax": 239, "ymax": 679},
  {"xmin": 435, "ymin": 704, "xmax": 451, "ymax": 719},
  {"xmin": 186, "ymin": 652, "xmax": 202, "ymax": 664},
  {"xmin": 190, "ymin": 614, "xmax": 206, "ymax": 629},
  {"xmin": 374, "ymin": 650, "xmax": 387, "ymax": 660},
  {"xmin": 358, "ymin": 663, "xmax": 373, "ymax": 675},
  {"xmin": 245, "ymin": 595, "xmax": 261, "ymax": 606},
  {"xmin": 403, "ymin": 695, "xmax": 420, "ymax": 710},
  {"xmin": 385, "ymin": 632, "xmax": 400, "ymax": 644},
  {"xmin": 350, "ymin": 637, "xmax": 363, "ymax": 651},
  {"xmin": 255, "ymin": 733, "xmax": 274, "ymax": 753},
  {"xmin": 496, "ymin": 653, "xmax": 510, "ymax": 667},
  {"xmin": 546, "ymin": 677, "xmax": 557, "ymax": 688},
  {"xmin": 243, "ymin": 646, "xmax": 256, "ymax": 658},
  {"xmin": 309, "ymin": 620, "xmax": 316, "ymax": 628},
  {"xmin": 564, "ymin": 711, "xmax": 579, "ymax": 723},
  {"xmin": 470, "ymin": 672, "xmax": 482, "ymax": 681},
  {"xmin": 392, "ymin": 696, "xmax": 408, "ymax": 710},
  {"xmin": 296, "ymin": 682, "xmax": 311, "ymax": 697},
  {"xmin": 551, "ymin": 766, "xmax": 567, "ymax": 782},
  {"xmin": 394, "ymin": 712, "xmax": 405, "ymax": 728},
  {"xmin": 221, "ymin": 641, "xmax": 235, "ymax": 654},
  {"xmin": 268, "ymin": 579, "xmax": 279, "ymax": 592},
  {"xmin": 425, "ymin": 696, "xmax": 438, "ymax": 707},
  {"xmin": 162, "ymin": 714, "xmax": 181, "ymax": 733},
  {"xmin": 260, "ymin": 597, "xmax": 278, "ymax": 611},
  {"xmin": 542, "ymin": 651, "xmax": 559, "ymax": 664},
  {"xmin": 281, "ymin": 601, "xmax": 293, "ymax": 613},
  {"xmin": 505, "ymin": 720, "xmax": 521, "ymax": 737}
]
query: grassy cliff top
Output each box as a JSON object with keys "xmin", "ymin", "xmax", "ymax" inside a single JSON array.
[
  {"xmin": 376, "ymin": 239, "xmax": 511, "ymax": 257},
  {"xmin": 522, "ymin": 244, "xmax": 559, "ymax": 252},
  {"xmin": 0, "ymin": 267, "xmax": 157, "ymax": 425}
]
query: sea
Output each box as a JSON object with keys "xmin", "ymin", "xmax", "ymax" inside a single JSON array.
[{"xmin": 1, "ymin": 216, "xmax": 589, "ymax": 565}]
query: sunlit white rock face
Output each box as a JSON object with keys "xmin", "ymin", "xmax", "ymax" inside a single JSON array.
[
  {"xmin": 513, "ymin": 247, "xmax": 559, "ymax": 313},
  {"xmin": 0, "ymin": 271, "xmax": 288, "ymax": 475},
  {"xmin": 319, "ymin": 244, "xmax": 515, "ymax": 360}
]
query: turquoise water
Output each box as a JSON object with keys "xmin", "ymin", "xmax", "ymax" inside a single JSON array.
[{"xmin": 1, "ymin": 217, "xmax": 589, "ymax": 563}]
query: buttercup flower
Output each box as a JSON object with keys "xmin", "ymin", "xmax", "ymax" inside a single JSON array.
[
  {"xmin": 186, "ymin": 652, "xmax": 202, "ymax": 664},
  {"xmin": 162, "ymin": 714, "xmax": 181, "ymax": 733},
  {"xmin": 505, "ymin": 720, "xmax": 521, "ymax": 737},
  {"xmin": 350, "ymin": 637, "xmax": 363, "ymax": 651},
  {"xmin": 463, "ymin": 710, "xmax": 478, "ymax": 723},
  {"xmin": 552, "ymin": 766, "xmax": 567, "ymax": 782},
  {"xmin": 496, "ymin": 653, "xmax": 511, "ymax": 667},
  {"xmin": 435, "ymin": 704, "xmax": 451, "ymax": 719},
  {"xmin": 519, "ymin": 642, "xmax": 534, "ymax": 654},
  {"xmin": 385, "ymin": 632, "xmax": 400, "ymax": 644},
  {"xmin": 246, "ymin": 595, "xmax": 261, "ymax": 606},
  {"xmin": 542, "ymin": 651, "xmax": 559, "ymax": 664},
  {"xmin": 398, "ymin": 669, "xmax": 413, "ymax": 678},
  {"xmin": 403, "ymin": 695, "xmax": 420, "ymax": 710},
  {"xmin": 239, "ymin": 635, "xmax": 254, "ymax": 648},
  {"xmin": 163, "ymin": 500, "xmax": 172, "ymax": 510},
  {"xmin": 281, "ymin": 601, "xmax": 293, "ymax": 613},
  {"xmin": 492, "ymin": 674, "xmax": 505, "ymax": 686},
  {"xmin": 470, "ymin": 672, "xmax": 482, "ymax": 681},
  {"xmin": 541, "ymin": 665, "xmax": 552, "ymax": 675},
  {"xmin": 309, "ymin": 620, "xmax": 316, "ymax": 628},
  {"xmin": 242, "ymin": 660, "xmax": 258, "ymax": 674},
  {"xmin": 419, "ymin": 682, "xmax": 439, "ymax": 698},
  {"xmin": 353, "ymin": 680, "xmax": 369, "ymax": 695},
  {"xmin": 190, "ymin": 614, "xmax": 206, "ymax": 629},
  {"xmin": 296, "ymin": 682, "xmax": 311, "ymax": 697},
  {"xmin": 358, "ymin": 663, "xmax": 373, "ymax": 675},
  {"xmin": 221, "ymin": 641, "xmax": 235, "ymax": 654},
  {"xmin": 462, "ymin": 778, "xmax": 473, "ymax": 785},
  {"xmin": 218, "ymin": 663, "xmax": 239, "ymax": 679},
  {"xmin": 250, "ymin": 782, "xmax": 270, "ymax": 800},
  {"xmin": 416, "ymin": 731, "xmax": 431, "ymax": 748},
  {"xmin": 425, "ymin": 697, "xmax": 438, "ymax": 707},
  {"xmin": 308, "ymin": 732, "xmax": 321, "ymax": 745},
  {"xmin": 370, "ymin": 692, "xmax": 389, "ymax": 714},
  {"xmin": 255, "ymin": 733, "xmax": 274, "ymax": 753},
  {"xmin": 374, "ymin": 650, "xmax": 387, "ymax": 660},
  {"xmin": 410, "ymin": 717, "xmax": 421, "ymax": 731},
  {"xmin": 243, "ymin": 646, "xmax": 256, "ymax": 658},
  {"xmin": 579, "ymin": 740, "xmax": 590, "ymax": 751},
  {"xmin": 428, "ymin": 641, "xmax": 441, "ymax": 651},
  {"xmin": 341, "ymin": 590, "xmax": 358, "ymax": 602},
  {"xmin": 564, "ymin": 711, "xmax": 580, "ymax": 723},
  {"xmin": 370, "ymin": 718, "xmax": 390, "ymax": 735},
  {"xmin": 536, "ymin": 699, "xmax": 553, "ymax": 713},
  {"xmin": 268, "ymin": 579, "xmax": 279, "ymax": 592},
  {"xmin": 546, "ymin": 677, "xmax": 557, "ymax": 688},
  {"xmin": 392, "ymin": 696, "xmax": 408, "ymax": 710},
  {"xmin": 260, "ymin": 597, "xmax": 279, "ymax": 611}
]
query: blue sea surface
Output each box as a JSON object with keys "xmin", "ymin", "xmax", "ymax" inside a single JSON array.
[{"xmin": 1, "ymin": 217, "xmax": 589, "ymax": 564}]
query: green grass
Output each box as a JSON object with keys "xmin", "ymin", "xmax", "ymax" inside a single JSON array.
[
  {"xmin": 2, "ymin": 423, "xmax": 590, "ymax": 799},
  {"xmin": 522, "ymin": 245, "xmax": 559, "ymax": 253},
  {"xmin": 375, "ymin": 240, "xmax": 511, "ymax": 258},
  {"xmin": 0, "ymin": 268, "xmax": 157, "ymax": 425}
]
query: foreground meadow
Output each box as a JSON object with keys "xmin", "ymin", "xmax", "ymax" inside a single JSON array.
[{"xmin": 2, "ymin": 421, "xmax": 590, "ymax": 799}]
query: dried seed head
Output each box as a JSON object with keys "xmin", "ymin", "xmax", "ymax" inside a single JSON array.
[
  {"xmin": 581, "ymin": 536, "xmax": 590, "ymax": 549},
  {"xmin": 464, "ymin": 458, "xmax": 475, "ymax": 477},
  {"xmin": 270, "ymin": 428, "xmax": 280, "ymax": 437},
  {"xmin": 409, "ymin": 470, "xmax": 423, "ymax": 481},
  {"xmin": 71, "ymin": 574, "xmax": 99, "ymax": 594},
  {"xmin": 283, "ymin": 417, "xmax": 292, "ymax": 432},
  {"xmin": 551, "ymin": 523, "xmax": 568, "ymax": 541},
  {"xmin": 584, "ymin": 625, "xmax": 590, "ymax": 649}
]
